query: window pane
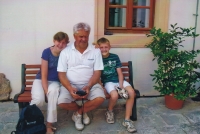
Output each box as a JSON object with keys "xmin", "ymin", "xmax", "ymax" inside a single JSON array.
[
  {"xmin": 132, "ymin": 8, "xmax": 149, "ymax": 28},
  {"xmin": 109, "ymin": 0, "xmax": 127, "ymax": 5},
  {"xmin": 109, "ymin": 8, "xmax": 126, "ymax": 27},
  {"xmin": 133, "ymin": 0, "xmax": 150, "ymax": 6}
]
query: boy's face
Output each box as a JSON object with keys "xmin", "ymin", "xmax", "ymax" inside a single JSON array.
[
  {"xmin": 54, "ymin": 39, "xmax": 68, "ymax": 52},
  {"xmin": 99, "ymin": 42, "xmax": 110, "ymax": 58}
]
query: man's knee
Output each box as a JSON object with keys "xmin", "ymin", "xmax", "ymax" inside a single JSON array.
[{"xmin": 93, "ymin": 97, "xmax": 105, "ymax": 105}]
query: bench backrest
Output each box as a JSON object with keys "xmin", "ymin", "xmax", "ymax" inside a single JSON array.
[{"xmin": 21, "ymin": 61, "xmax": 134, "ymax": 92}]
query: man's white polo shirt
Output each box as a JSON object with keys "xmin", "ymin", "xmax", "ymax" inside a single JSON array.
[{"xmin": 57, "ymin": 43, "xmax": 104, "ymax": 85}]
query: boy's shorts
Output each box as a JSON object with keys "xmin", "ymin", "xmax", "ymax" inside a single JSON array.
[
  {"xmin": 104, "ymin": 80, "xmax": 131, "ymax": 94},
  {"xmin": 58, "ymin": 83, "xmax": 105, "ymax": 104}
]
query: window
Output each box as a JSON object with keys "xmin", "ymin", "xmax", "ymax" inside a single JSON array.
[
  {"xmin": 95, "ymin": 0, "xmax": 169, "ymax": 48},
  {"xmin": 105, "ymin": 0, "xmax": 155, "ymax": 34}
]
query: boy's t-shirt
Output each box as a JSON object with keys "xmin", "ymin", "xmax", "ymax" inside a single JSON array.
[
  {"xmin": 35, "ymin": 47, "xmax": 60, "ymax": 82},
  {"xmin": 101, "ymin": 53, "xmax": 122, "ymax": 84}
]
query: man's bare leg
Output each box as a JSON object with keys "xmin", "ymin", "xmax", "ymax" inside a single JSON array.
[
  {"xmin": 59, "ymin": 101, "xmax": 80, "ymax": 111},
  {"xmin": 77, "ymin": 97, "xmax": 104, "ymax": 114}
]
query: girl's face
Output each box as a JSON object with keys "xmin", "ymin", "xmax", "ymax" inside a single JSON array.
[
  {"xmin": 99, "ymin": 43, "xmax": 110, "ymax": 58},
  {"xmin": 53, "ymin": 39, "xmax": 68, "ymax": 52}
]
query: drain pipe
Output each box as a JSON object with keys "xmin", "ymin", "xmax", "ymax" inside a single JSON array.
[
  {"xmin": 139, "ymin": 95, "xmax": 164, "ymax": 98},
  {"xmin": 192, "ymin": 0, "xmax": 199, "ymax": 50}
]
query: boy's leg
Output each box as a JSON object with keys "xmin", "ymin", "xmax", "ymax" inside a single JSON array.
[
  {"xmin": 108, "ymin": 90, "xmax": 118, "ymax": 111},
  {"xmin": 124, "ymin": 86, "xmax": 135, "ymax": 120},
  {"xmin": 123, "ymin": 81, "xmax": 137, "ymax": 133},
  {"xmin": 104, "ymin": 82, "xmax": 118, "ymax": 123}
]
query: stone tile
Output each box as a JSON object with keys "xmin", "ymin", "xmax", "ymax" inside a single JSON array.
[
  {"xmin": 82, "ymin": 118, "xmax": 123, "ymax": 133},
  {"xmin": 55, "ymin": 120, "xmax": 81, "ymax": 134},
  {"xmin": 180, "ymin": 123, "xmax": 200, "ymax": 134},
  {"xmin": 142, "ymin": 115, "xmax": 167, "ymax": 127},
  {"xmin": 137, "ymin": 127, "xmax": 159, "ymax": 134},
  {"xmin": 156, "ymin": 126, "xmax": 186, "ymax": 134},
  {"xmin": 4, "ymin": 122, "xmax": 16, "ymax": 130},
  {"xmin": 0, "ymin": 129, "xmax": 15, "ymax": 134},
  {"xmin": 183, "ymin": 110, "xmax": 200, "ymax": 123},
  {"xmin": 137, "ymin": 106, "xmax": 153, "ymax": 117},
  {"xmin": 0, "ymin": 101, "xmax": 18, "ymax": 112},
  {"xmin": 0, "ymin": 112, "xmax": 18, "ymax": 123},
  {"xmin": 160, "ymin": 113, "xmax": 190, "ymax": 125},
  {"xmin": 0, "ymin": 123, "xmax": 4, "ymax": 131},
  {"xmin": 134, "ymin": 117, "xmax": 148, "ymax": 129}
]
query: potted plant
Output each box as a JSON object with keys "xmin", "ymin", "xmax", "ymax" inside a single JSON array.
[{"xmin": 146, "ymin": 23, "xmax": 200, "ymax": 109}]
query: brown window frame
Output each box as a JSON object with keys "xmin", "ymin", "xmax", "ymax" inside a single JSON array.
[{"xmin": 105, "ymin": 0, "xmax": 155, "ymax": 34}]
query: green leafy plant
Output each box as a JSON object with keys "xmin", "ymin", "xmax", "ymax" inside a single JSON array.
[{"xmin": 146, "ymin": 23, "xmax": 200, "ymax": 100}]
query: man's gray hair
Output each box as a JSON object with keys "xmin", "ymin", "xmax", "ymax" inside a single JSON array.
[{"xmin": 73, "ymin": 22, "xmax": 91, "ymax": 34}]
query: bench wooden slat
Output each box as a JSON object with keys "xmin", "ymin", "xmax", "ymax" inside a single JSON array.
[
  {"xmin": 121, "ymin": 68, "xmax": 129, "ymax": 72},
  {"xmin": 25, "ymin": 81, "xmax": 33, "ymax": 85},
  {"xmin": 25, "ymin": 65, "xmax": 41, "ymax": 68},
  {"xmin": 26, "ymin": 76, "xmax": 36, "ymax": 79},
  {"xmin": 25, "ymin": 87, "xmax": 32, "ymax": 91},
  {"xmin": 123, "ymin": 73, "xmax": 129, "ymax": 77},
  {"xmin": 121, "ymin": 62, "xmax": 128, "ymax": 66},
  {"xmin": 19, "ymin": 91, "xmax": 31, "ymax": 96},
  {"xmin": 25, "ymin": 70, "xmax": 39, "ymax": 74},
  {"xmin": 18, "ymin": 97, "xmax": 32, "ymax": 102}
]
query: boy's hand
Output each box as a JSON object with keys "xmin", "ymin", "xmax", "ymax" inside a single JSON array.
[{"xmin": 93, "ymin": 42, "xmax": 100, "ymax": 49}]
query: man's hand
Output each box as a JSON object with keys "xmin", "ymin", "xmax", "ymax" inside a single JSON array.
[
  {"xmin": 69, "ymin": 86, "xmax": 82, "ymax": 100},
  {"xmin": 81, "ymin": 85, "xmax": 91, "ymax": 99}
]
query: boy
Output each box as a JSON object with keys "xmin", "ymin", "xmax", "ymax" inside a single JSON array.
[{"xmin": 97, "ymin": 37, "xmax": 137, "ymax": 133}]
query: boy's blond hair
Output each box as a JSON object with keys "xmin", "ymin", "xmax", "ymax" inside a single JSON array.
[{"xmin": 97, "ymin": 37, "xmax": 110, "ymax": 46}]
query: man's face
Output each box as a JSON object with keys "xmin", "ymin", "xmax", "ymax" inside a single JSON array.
[{"xmin": 74, "ymin": 29, "xmax": 89, "ymax": 48}]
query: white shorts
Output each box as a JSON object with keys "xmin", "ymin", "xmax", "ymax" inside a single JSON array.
[
  {"xmin": 58, "ymin": 83, "xmax": 105, "ymax": 104},
  {"xmin": 104, "ymin": 81, "xmax": 131, "ymax": 94}
]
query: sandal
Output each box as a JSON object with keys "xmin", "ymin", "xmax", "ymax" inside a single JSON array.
[{"xmin": 46, "ymin": 125, "xmax": 56, "ymax": 134}]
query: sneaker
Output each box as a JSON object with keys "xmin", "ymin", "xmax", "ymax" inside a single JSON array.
[
  {"xmin": 115, "ymin": 86, "xmax": 129, "ymax": 100},
  {"xmin": 105, "ymin": 111, "xmax": 114, "ymax": 124},
  {"xmin": 72, "ymin": 112, "xmax": 84, "ymax": 130},
  {"xmin": 122, "ymin": 120, "xmax": 137, "ymax": 133},
  {"xmin": 83, "ymin": 113, "xmax": 90, "ymax": 125}
]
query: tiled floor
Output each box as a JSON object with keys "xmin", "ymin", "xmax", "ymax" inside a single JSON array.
[{"xmin": 0, "ymin": 97, "xmax": 200, "ymax": 134}]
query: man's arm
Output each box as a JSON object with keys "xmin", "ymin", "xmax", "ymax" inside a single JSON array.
[
  {"xmin": 88, "ymin": 70, "xmax": 101, "ymax": 88},
  {"xmin": 82, "ymin": 70, "xmax": 101, "ymax": 94},
  {"xmin": 58, "ymin": 72, "xmax": 80, "ymax": 99}
]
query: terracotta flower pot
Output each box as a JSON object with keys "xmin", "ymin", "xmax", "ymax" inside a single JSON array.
[{"xmin": 165, "ymin": 94, "xmax": 184, "ymax": 110}]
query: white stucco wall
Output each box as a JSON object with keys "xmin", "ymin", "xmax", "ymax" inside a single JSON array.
[
  {"xmin": 0, "ymin": 0, "xmax": 95, "ymax": 98},
  {"xmin": 0, "ymin": 0, "xmax": 200, "ymax": 98}
]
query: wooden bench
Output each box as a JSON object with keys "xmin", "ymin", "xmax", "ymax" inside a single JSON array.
[{"xmin": 13, "ymin": 61, "xmax": 140, "ymax": 121}]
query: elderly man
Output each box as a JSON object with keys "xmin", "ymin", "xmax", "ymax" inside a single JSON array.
[{"xmin": 57, "ymin": 22, "xmax": 105, "ymax": 130}]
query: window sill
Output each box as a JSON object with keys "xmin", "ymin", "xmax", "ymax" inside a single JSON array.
[{"xmin": 103, "ymin": 34, "xmax": 152, "ymax": 48}]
